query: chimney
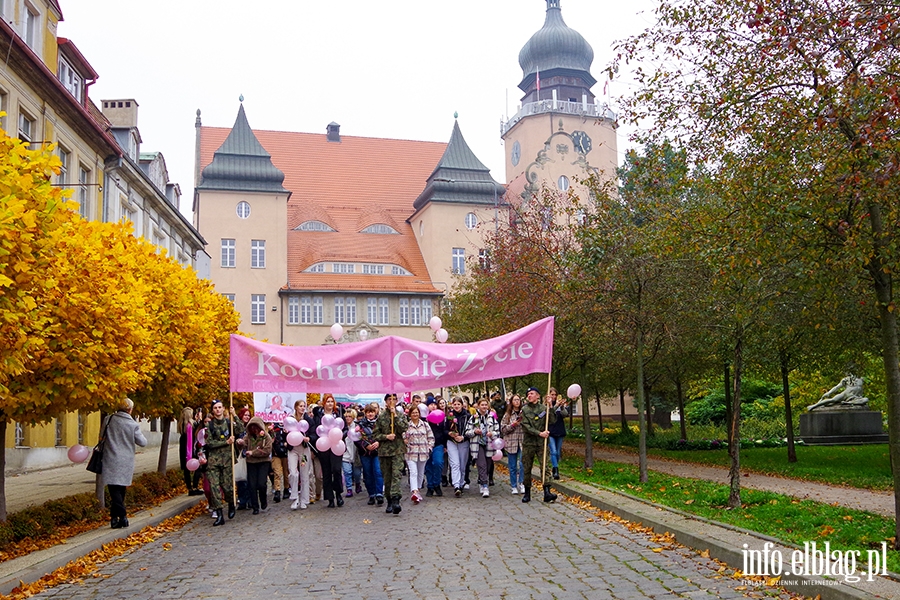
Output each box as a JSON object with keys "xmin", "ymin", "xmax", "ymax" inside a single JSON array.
[
  {"xmin": 101, "ymin": 99, "xmax": 139, "ymax": 128},
  {"xmin": 326, "ymin": 122, "xmax": 341, "ymax": 143}
]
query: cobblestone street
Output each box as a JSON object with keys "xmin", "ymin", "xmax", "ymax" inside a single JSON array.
[{"xmin": 30, "ymin": 483, "xmax": 790, "ymax": 600}]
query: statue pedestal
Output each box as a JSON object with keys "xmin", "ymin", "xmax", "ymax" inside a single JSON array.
[{"xmin": 799, "ymin": 410, "xmax": 888, "ymax": 445}]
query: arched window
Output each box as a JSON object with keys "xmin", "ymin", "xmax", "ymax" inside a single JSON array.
[
  {"xmin": 297, "ymin": 220, "xmax": 335, "ymax": 232},
  {"xmin": 361, "ymin": 223, "xmax": 399, "ymax": 234}
]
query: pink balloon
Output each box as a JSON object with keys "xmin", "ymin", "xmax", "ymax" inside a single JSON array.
[
  {"xmin": 322, "ymin": 414, "xmax": 335, "ymax": 428},
  {"xmin": 298, "ymin": 420, "xmax": 309, "ymax": 433},
  {"xmin": 316, "ymin": 425, "xmax": 327, "ymax": 437},
  {"xmin": 316, "ymin": 437, "xmax": 331, "ymax": 452},
  {"xmin": 287, "ymin": 431, "xmax": 305, "ymax": 446},
  {"xmin": 328, "ymin": 427, "xmax": 343, "ymax": 444},
  {"xmin": 196, "ymin": 428, "xmax": 207, "ymax": 445},
  {"xmin": 429, "ymin": 316, "xmax": 442, "ymax": 332},
  {"xmin": 435, "ymin": 328, "xmax": 448, "ymax": 343},
  {"xmin": 567, "ymin": 383, "xmax": 582, "ymax": 399},
  {"xmin": 283, "ymin": 416, "xmax": 299, "ymax": 432},
  {"xmin": 347, "ymin": 428, "xmax": 361, "ymax": 442},
  {"xmin": 186, "ymin": 458, "xmax": 201, "ymax": 472},
  {"xmin": 331, "ymin": 440, "xmax": 346, "ymax": 456},
  {"xmin": 67, "ymin": 444, "xmax": 90, "ymax": 463},
  {"xmin": 426, "ymin": 409, "xmax": 445, "ymax": 424},
  {"xmin": 491, "ymin": 450, "xmax": 503, "ymax": 462},
  {"xmin": 493, "ymin": 438, "xmax": 506, "ymax": 451}
]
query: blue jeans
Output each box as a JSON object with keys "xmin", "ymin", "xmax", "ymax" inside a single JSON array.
[
  {"xmin": 425, "ymin": 445, "xmax": 445, "ymax": 489},
  {"xmin": 360, "ymin": 454, "xmax": 384, "ymax": 498},
  {"xmin": 507, "ymin": 450, "xmax": 523, "ymax": 487},
  {"xmin": 342, "ymin": 460, "xmax": 361, "ymax": 491},
  {"xmin": 548, "ymin": 436, "xmax": 563, "ymax": 469}
]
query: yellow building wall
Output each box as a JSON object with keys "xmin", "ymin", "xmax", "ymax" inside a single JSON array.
[{"xmin": 42, "ymin": 11, "xmax": 59, "ymax": 72}]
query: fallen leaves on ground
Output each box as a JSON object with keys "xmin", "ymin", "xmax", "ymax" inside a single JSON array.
[{"xmin": 0, "ymin": 504, "xmax": 205, "ymax": 600}]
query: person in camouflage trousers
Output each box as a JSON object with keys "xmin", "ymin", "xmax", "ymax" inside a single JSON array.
[
  {"xmin": 204, "ymin": 400, "xmax": 244, "ymax": 526},
  {"xmin": 520, "ymin": 386, "xmax": 558, "ymax": 504},
  {"xmin": 374, "ymin": 393, "xmax": 408, "ymax": 515}
]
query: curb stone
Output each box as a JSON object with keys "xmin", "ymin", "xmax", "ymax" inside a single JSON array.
[{"xmin": 0, "ymin": 494, "xmax": 201, "ymax": 596}]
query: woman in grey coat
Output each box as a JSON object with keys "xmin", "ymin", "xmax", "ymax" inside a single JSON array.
[{"xmin": 102, "ymin": 397, "xmax": 148, "ymax": 528}]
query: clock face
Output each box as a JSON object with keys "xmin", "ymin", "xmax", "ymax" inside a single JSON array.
[
  {"xmin": 511, "ymin": 140, "xmax": 521, "ymax": 166},
  {"xmin": 572, "ymin": 131, "xmax": 592, "ymax": 154}
]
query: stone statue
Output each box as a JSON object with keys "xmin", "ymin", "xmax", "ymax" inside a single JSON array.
[{"xmin": 806, "ymin": 375, "xmax": 869, "ymax": 411}]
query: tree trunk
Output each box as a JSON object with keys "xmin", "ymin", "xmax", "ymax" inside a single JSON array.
[
  {"xmin": 645, "ymin": 383, "xmax": 654, "ymax": 437},
  {"xmin": 676, "ymin": 378, "xmax": 687, "ymax": 441},
  {"xmin": 728, "ymin": 333, "xmax": 743, "ymax": 508},
  {"xmin": 618, "ymin": 388, "xmax": 628, "ymax": 431},
  {"xmin": 0, "ymin": 420, "xmax": 6, "ymax": 522},
  {"xmin": 724, "ymin": 362, "xmax": 732, "ymax": 444},
  {"xmin": 780, "ymin": 347, "xmax": 797, "ymax": 463},
  {"xmin": 580, "ymin": 364, "xmax": 593, "ymax": 468},
  {"xmin": 158, "ymin": 416, "xmax": 173, "ymax": 474},
  {"xmin": 96, "ymin": 411, "xmax": 106, "ymax": 509},
  {"xmin": 867, "ymin": 232, "xmax": 900, "ymax": 549},
  {"xmin": 636, "ymin": 330, "xmax": 648, "ymax": 483}
]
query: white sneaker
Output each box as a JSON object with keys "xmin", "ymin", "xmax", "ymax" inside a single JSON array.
[
  {"xmin": 463, "ymin": 484, "xmax": 470, "ymax": 490},
  {"xmin": 481, "ymin": 486, "xmax": 489, "ymax": 498},
  {"xmin": 511, "ymin": 486, "xmax": 518, "ymax": 495},
  {"xmin": 518, "ymin": 483, "xmax": 525, "ymax": 494},
  {"xmin": 300, "ymin": 503, "xmax": 307, "ymax": 510},
  {"xmin": 291, "ymin": 499, "xmax": 300, "ymax": 510}
]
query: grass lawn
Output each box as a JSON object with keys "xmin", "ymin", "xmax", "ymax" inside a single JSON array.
[
  {"xmin": 594, "ymin": 442, "xmax": 894, "ymax": 491},
  {"xmin": 560, "ymin": 454, "xmax": 900, "ymax": 573}
]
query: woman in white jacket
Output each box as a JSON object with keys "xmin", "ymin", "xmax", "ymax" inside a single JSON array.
[{"xmin": 287, "ymin": 399, "xmax": 312, "ymax": 510}]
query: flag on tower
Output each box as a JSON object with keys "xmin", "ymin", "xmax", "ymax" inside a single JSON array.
[{"xmin": 536, "ymin": 69, "xmax": 541, "ymax": 93}]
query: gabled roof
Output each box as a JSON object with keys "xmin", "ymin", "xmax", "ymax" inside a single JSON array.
[
  {"xmin": 198, "ymin": 123, "xmax": 448, "ymax": 294},
  {"xmin": 413, "ymin": 121, "xmax": 505, "ymax": 211},
  {"xmin": 197, "ymin": 105, "xmax": 287, "ymax": 194}
]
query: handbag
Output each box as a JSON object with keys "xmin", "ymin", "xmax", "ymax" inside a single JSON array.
[
  {"xmin": 233, "ymin": 455, "xmax": 247, "ymax": 482},
  {"xmin": 86, "ymin": 415, "xmax": 110, "ymax": 474}
]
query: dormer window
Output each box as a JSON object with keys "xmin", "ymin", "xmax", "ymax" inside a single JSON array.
[
  {"xmin": 58, "ymin": 58, "xmax": 84, "ymax": 103},
  {"xmin": 297, "ymin": 220, "xmax": 336, "ymax": 232},
  {"xmin": 361, "ymin": 223, "xmax": 399, "ymax": 234}
]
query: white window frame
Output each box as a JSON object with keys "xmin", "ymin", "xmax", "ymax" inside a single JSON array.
[
  {"xmin": 334, "ymin": 297, "xmax": 344, "ymax": 324},
  {"xmin": 392, "ymin": 265, "xmax": 410, "ymax": 276},
  {"xmin": 24, "ymin": 2, "xmax": 39, "ymax": 50},
  {"xmin": 422, "ymin": 299, "xmax": 433, "ymax": 325},
  {"xmin": 452, "ymin": 248, "xmax": 465, "ymax": 274},
  {"xmin": 251, "ymin": 239, "xmax": 266, "ymax": 269},
  {"xmin": 18, "ymin": 109, "xmax": 34, "ymax": 144},
  {"xmin": 367, "ymin": 298, "xmax": 377, "ymax": 324},
  {"xmin": 288, "ymin": 296, "xmax": 300, "ymax": 325},
  {"xmin": 301, "ymin": 297, "xmax": 312, "ymax": 324},
  {"xmin": 236, "ymin": 201, "xmax": 251, "ymax": 219},
  {"xmin": 57, "ymin": 145, "xmax": 69, "ymax": 186},
  {"xmin": 346, "ymin": 298, "xmax": 357, "ymax": 325},
  {"xmin": 411, "ymin": 299, "xmax": 421, "ymax": 326},
  {"xmin": 221, "ymin": 239, "xmax": 236, "ymax": 268},
  {"xmin": 362, "ymin": 264, "xmax": 384, "ymax": 274},
  {"xmin": 399, "ymin": 298, "xmax": 409, "ymax": 326},
  {"xmin": 379, "ymin": 298, "xmax": 389, "ymax": 325},
  {"xmin": 333, "ymin": 263, "xmax": 355, "ymax": 274},
  {"xmin": 313, "ymin": 297, "xmax": 323, "ymax": 324},
  {"xmin": 465, "ymin": 212, "xmax": 477, "ymax": 230},
  {"xmin": 78, "ymin": 165, "xmax": 90, "ymax": 219},
  {"xmin": 251, "ymin": 294, "xmax": 266, "ymax": 324}
]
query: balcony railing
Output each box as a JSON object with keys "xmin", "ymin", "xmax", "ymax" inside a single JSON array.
[{"xmin": 501, "ymin": 100, "xmax": 617, "ymax": 136}]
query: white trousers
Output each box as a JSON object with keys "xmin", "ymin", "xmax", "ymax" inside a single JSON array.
[
  {"xmin": 406, "ymin": 458, "xmax": 427, "ymax": 492},
  {"xmin": 287, "ymin": 446, "xmax": 311, "ymax": 504},
  {"xmin": 446, "ymin": 440, "xmax": 469, "ymax": 489}
]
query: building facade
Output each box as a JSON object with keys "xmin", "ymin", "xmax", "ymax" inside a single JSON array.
[{"xmin": 0, "ymin": 1, "xmax": 207, "ymax": 468}]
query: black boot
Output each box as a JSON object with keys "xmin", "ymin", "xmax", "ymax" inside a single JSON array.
[
  {"xmin": 327, "ymin": 499, "xmax": 336, "ymax": 508},
  {"xmin": 227, "ymin": 502, "xmax": 236, "ymax": 519},
  {"xmin": 273, "ymin": 490, "xmax": 281, "ymax": 503},
  {"xmin": 385, "ymin": 497, "xmax": 394, "ymax": 513},
  {"xmin": 336, "ymin": 494, "xmax": 344, "ymax": 507},
  {"xmin": 522, "ymin": 485, "xmax": 531, "ymax": 503},
  {"xmin": 552, "ymin": 467, "xmax": 560, "ymax": 480},
  {"xmin": 110, "ymin": 517, "xmax": 120, "ymax": 529},
  {"xmin": 441, "ymin": 476, "xmax": 449, "ymax": 487},
  {"xmin": 543, "ymin": 485, "xmax": 558, "ymax": 503},
  {"xmin": 213, "ymin": 511, "xmax": 225, "ymax": 526},
  {"xmin": 376, "ymin": 494, "xmax": 385, "ymax": 506},
  {"xmin": 435, "ymin": 485, "xmax": 443, "ymax": 497},
  {"xmin": 391, "ymin": 495, "xmax": 402, "ymax": 515},
  {"xmin": 426, "ymin": 487, "xmax": 434, "ymax": 497}
]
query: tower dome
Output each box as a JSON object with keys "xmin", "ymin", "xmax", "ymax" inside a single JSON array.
[{"xmin": 517, "ymin": 0, "xmax": 595, "ymax": 92}]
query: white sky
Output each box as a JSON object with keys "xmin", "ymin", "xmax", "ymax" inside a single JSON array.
[{"xmin": 57, "ymin": 0, "xmax": 656, "ymax": 219}]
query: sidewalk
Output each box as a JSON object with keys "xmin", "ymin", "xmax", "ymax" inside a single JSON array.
[
  {"xmin": 565, "ymin": 441, "xmax": 895, "ymax": 517},
  {"xmin": 4, "ymin": 444, "xmax": 181, "ymax": 514}
]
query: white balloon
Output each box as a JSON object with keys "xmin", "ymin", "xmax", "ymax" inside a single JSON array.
[
  {"xmin": 330, "ymin": 323, "xmax": 344, "ymax": 341},
  {"xmin": 429, "ymin": 316, "xmax": 442, "ymax": 332},
  {"xmin": 418, "ymin": 403, "xmax": 428, "ymax": 418},
  {"xmin": 567, "ymin": 383, "xmax": 582, "ymax": 399},
  {"xmin": 436, "ymin": 328, "xmax": 448, "ymax": 343},
  {"xmin": 358, "ymin": 329, "xmax": 369, "ymax": 341}
]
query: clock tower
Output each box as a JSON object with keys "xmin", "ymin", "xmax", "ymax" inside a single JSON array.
[{"xmin": 502, "ymin": 0, "xmax": 617, "ymax": 204}]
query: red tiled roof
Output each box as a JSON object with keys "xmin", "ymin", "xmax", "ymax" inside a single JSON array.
[{"xmin": 199, "ymin": 127, "xmax": 447, "ymax": 294}]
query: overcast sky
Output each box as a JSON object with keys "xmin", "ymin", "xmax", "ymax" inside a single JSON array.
[{"xmin": 58, "ymin": 0, "xmax": 656, "ymax": 219}]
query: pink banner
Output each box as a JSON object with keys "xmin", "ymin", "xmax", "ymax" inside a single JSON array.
[{"xmin": 229, "ymin": 317, "xmax": 554, "ymax": 393}]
